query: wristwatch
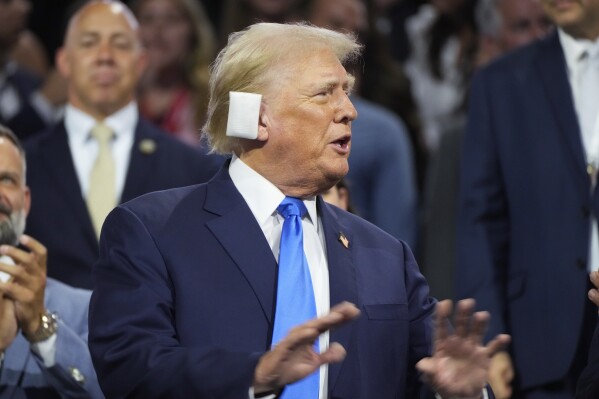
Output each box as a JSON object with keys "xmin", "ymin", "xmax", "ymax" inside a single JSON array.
[{"xmin": 25, "ymin": 310, "xmax": 58, "ymax": 343}]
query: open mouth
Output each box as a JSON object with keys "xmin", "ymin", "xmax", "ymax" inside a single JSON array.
[{"xmin": 332, "ymin": 136, "xmax": 350, "ymax": 150}]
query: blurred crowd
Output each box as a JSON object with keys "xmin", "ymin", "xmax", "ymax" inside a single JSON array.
[{"xmin": 3, "ymin": 0, "xmax": 599, "ymax": 398}]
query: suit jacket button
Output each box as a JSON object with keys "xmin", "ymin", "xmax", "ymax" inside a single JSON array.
[
  {"xmin": 69, "ymin": 367, "xmax": 85, "ymax": 385},
  {"xmin": 582, "ymin": 206, "xmax": 591, "ymax": 218},
  {"xmin": 577, "ymin": 258, "xmax": 587, "ymax": 270}
]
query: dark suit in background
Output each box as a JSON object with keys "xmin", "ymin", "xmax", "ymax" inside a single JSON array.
[
  {"xmin": 457, "ymin": 31, "xmax": 596, "ymax": 397},
  {"xmin": 24, "ymin": 118, "xmax": 221, "ymax": 289}
]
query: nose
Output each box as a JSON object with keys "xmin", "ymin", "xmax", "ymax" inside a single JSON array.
[
  {"xmin": 96, "ymin": 41, "xmax": 114, "ymax": 63},
  {"xmin": 336, "ymin": 93, "xmax": 358, "ymax": 124}
]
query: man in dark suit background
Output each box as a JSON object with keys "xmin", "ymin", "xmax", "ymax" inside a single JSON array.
[
  {"xmin": 89, "ymin": 16, "xmax": 510, "ymax": 399},
  {"xmin": 23, "ymin": 0, "xmax": 221, "ymax": 289},
  {"xmin": 457, "ymin": 0, "xmax": 599, "ymax": 398}
]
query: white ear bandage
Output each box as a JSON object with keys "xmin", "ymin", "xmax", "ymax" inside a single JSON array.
[{"xmin": 226, "ymin": 91, "xmax": 262, "ymax": 139}]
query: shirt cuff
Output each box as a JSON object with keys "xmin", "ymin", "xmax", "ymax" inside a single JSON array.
[
  {"xmin": 30, "ymin": 332, "xmax": 58, "ymax": 367},
  {"xmin": 249, "ymin": 386, "xmax": 278, "ymax": 399}
]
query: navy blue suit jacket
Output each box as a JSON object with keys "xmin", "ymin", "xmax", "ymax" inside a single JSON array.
[
  {"xmin": 457, "ymin": 32, "xmax": 595, "ymax": 389},
  {"xmin": 23, "ymin": 118, "xmax": 222, "ymax": 289},
  {"xmin": 88, "ymin": 164, "xmax": 437, "ymax": 399}
]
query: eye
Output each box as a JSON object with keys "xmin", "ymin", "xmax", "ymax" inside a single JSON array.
[
  {"xmin": 79, "ymin": 38, "xmax": 97, "ymax": 48},
  {"xmin": 0, "ymin": 175, "xmax": 16, "ymax": 186},
  {"xmin": 113, "ymin": 38, "xmax": 133, "ymax": 50}
]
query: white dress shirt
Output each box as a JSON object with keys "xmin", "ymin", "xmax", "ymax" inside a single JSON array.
[
  {"xmin": 64, "ymin": 102, "xmax": 137, "ymax": 202},
  {"xmin": 229, "ymin": 155, "xmax": 331, "ymax": 399},
  {"xmin": 559, "ymin": 29, "xmax": 599, "ymax": 272}
]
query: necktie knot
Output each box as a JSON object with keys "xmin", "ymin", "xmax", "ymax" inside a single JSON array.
[
  {"xmin": 91, "ymin": 123, "xmax": 114, "ymax": 145},
  {"xmin": 277, "ymin": 197, "xmax": 307, "ymax": 219}
]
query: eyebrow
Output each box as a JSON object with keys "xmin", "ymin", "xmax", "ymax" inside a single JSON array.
[
  {"xmin": 315, "ymin": 74, "xmax": 356, "ymax": 93},
  {"xmin": 0, "ymin": 171, "xmax": 20, "ymax": 181}
]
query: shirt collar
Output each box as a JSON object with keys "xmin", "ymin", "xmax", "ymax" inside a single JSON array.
[
  {"xmin": 229, "ymin": 154, "xmax": 318, "ymax": 228},
  {"xmin": 64, "ymin": 101, "xmax": 139, "ymax": 145},
  {"xmin": 559, "ymin": 28, "xmax": 599, "ymax": 73}
]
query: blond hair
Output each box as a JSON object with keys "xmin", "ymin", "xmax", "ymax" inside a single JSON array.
[{"xmin": 203, "ymin": 22, "xmax": 361, "ymax": 154}]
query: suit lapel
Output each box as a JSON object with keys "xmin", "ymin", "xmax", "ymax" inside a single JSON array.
[
  {"xmin": 38, "ymin": 124, "xmax": 97, "ymax": 250},
  {"xmin": 204, "ymin": 168, "xmax": 278, "ymax": 325},
  {"xmin": 535, "ymin": 32, "xmax": 589, "ymax": 188},
  {"xmin": 121, "ymin": 119, "xmax": 157, "ymax": 203},
  {"xmin": 318, "ymin": 198, "xmax": 358, "ymax": 391}
]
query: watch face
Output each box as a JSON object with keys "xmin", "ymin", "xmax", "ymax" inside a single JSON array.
[{"xmin": 26, "ymin": 311, "xmax": 58, "ymax": 343}]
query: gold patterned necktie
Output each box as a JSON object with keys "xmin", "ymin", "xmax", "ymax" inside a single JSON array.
[{"xmin": 87, "ymin": 123, "xmax": 116, "ymax": 239}]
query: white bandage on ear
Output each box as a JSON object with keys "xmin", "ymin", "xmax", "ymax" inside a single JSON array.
[{"xmin": 226, "ymin": 91, "xmax": 262, "ymax": 139}]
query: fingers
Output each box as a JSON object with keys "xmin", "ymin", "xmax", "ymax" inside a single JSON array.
[
  {"xmin": 254, "ymin": 304, "xmax": 358, "ymax": 393},
  {"xmin": 415, "ymin": 357, "xmax": 436, "ymax": 376},
  {"xmin": 434, "ymin": 300, "xmax": 453, "ymax": 342},
  {"xmin": 20, "ymin": 235, "xmax": 48, "ymax": 272},
  {"xmin": 469, "ymin": 311, "xmax": 490, "ymax": 345},
  {"xmin": 301, "ymin": 301, "xmax": 360, "ymax": 336},
  {"xmin": 319, "ymin": 342, "xmax": 347, "ymax": 364},
  {"xmin": 485, "ymin": 334, "xmax": 511, "ymax": 357},
  {"xmin": 0, "ymin": 279, "xmax": 33, "ymax": 303},
  {"xmin": 453, "ymin": 299, "xmax": 475, "ymax": 338}
]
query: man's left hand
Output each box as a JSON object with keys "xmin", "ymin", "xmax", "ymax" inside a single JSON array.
[
  {"xmin": 416, "ymin": 299, "xmax": 511, "ymax": 399},
  {"xmin": 0, "ymin": 235, "xmax": 48, "ymax": 340}
]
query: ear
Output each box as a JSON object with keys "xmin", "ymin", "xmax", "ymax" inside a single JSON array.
[
  {"xmin": 256, "ymin": 103, "xmax": 270, "ymax": 142},
  {"xmin": 23, "ymin": 186, "xmax": 31, "ymax": 217},
  {"xmin": 135, "ymin": 48, "xmax": 148, "ymax": 79},
  {"xmin": 56, "ymin": 47, "xmax": 70, "ymax": 78}
]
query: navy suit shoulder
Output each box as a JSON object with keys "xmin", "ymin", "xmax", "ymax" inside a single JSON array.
[{"xmin": 23, "ymin": 118, "xmax": 222, "ymax": 289}]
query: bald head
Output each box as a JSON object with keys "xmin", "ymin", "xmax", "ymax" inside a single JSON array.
[
  {"xmin": 65, "ymin": 1, "xmax": 139, "ymax": 45},
  {"xmin": 57, "ymin": 0, "xmax": 146, "ymax": 120}
]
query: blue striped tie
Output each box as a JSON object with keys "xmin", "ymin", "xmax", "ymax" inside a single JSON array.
[{"xmin": 272, "ymin": 197, "xmax": 319, "ymax": 399}]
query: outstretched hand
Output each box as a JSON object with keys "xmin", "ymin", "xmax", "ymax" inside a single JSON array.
[
  {"xmin": 253, "ymin": 302, "xmax": 360, "ymax": 395},
  {"xmin": 416, "ymin": 299, "xmax": 511, "ymax": 399}
]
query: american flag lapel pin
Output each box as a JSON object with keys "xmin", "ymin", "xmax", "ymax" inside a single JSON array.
[{"xmin": 338, "ymin": 232, "xmax": 349, "ymax": 249}]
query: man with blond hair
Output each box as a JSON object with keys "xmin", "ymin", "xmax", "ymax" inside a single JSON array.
[{"xmin": 89, "ymin": 21, "xmax": 508, "ymax": 399}]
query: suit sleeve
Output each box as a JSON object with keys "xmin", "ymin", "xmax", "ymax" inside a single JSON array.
[
  {"xmin": 456, "ymin": 69, "xmax": 510, "ymax": 339},
  {"xmin": 33, "ymin": 317, "xmax": 104, "ymax": 399},
  {"xmin": 88, "ymin": 206, "xmax": 261, "ymax": 399}
]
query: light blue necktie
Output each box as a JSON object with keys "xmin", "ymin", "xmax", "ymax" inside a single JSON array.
[{"xmin": 272, "ymin": 197, "xmax": 319, "ymax": 399}]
